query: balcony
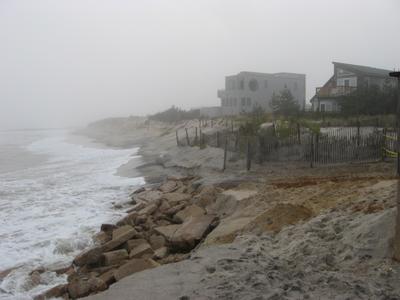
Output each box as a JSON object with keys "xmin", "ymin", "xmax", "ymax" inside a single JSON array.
[{"xmin": 316, "ymin": 85, "xmax": 357, "ymax": 98}]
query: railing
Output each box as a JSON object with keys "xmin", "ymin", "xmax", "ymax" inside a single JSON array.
[{"xmin": 317, "ymin": 86, "xmax": 357, "ymax": 97}]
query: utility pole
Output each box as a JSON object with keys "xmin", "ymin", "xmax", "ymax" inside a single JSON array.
[{"xmin": 389, "ymin": 71, "xmax": 400, "ymax": 261}]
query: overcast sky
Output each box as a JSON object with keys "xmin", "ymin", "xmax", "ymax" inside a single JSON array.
[{"xmin": 0, "ymin": 0, "xmax": 399, "ymax": 130}]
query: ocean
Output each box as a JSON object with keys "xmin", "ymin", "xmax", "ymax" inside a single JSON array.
[{"xmin": 0, "ymin": 129, "xmax": 144, "ymax": 299}]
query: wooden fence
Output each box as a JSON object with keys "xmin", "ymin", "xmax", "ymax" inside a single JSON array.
[{"xmin": 176, "ymin": 125, "xmax": 396, "ymax": 171}]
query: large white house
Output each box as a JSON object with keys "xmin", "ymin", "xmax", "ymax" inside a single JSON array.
[
  {"xmin": 310, "ymin": 62, "xmax": 396, "ymax": 112},
  {"xmin": 217, "ymin": 71, "xmax": 306, "ymax": 115}
]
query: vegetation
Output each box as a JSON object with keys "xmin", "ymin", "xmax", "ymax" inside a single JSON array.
[
  {"xmin": 270, "ymin": 89, "xmax": 300, "ymax": 116},
  {"xmin": 149, "ymin": 106, "xmax": 200, "ymax": 123},
  {"xmin": 337, "ymin": 85, "xmax": 398, "ymax": 116}
]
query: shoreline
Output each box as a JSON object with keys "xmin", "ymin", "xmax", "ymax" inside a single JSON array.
[{"xmin": 30, "ymin": 120, "xmax": 400, "ymax": 300}]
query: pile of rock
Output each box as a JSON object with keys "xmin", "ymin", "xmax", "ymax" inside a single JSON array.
[{"xmin": 34, "ymin": 177, "xmax": 220, "ymax": 300}]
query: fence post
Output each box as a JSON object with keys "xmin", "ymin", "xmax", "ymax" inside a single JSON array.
[
  {"xmin": 216, "ymin": 131, "xmax": 220, "ymax": 147},
  {"xmin": 199, "ymin": 128, "xmax": 202, "ymax": 148},
  {"xmin": 310, "ymin": 133, "xmax": 314, "ymax": 168},
  {"xmin": 185, "ymin": 128, "xmax": 190, "ymax": 146},
  {"xmin": 297, "ymin": 123, "xmax": 301, "ymax": 144},
  {"xmin": 382, "ymin": 128, "xmax": 387, "ymax": 162},
  {"xmin": 176, "ymin": 130, "xmax": 179, "ymax": 146},
  {"xmin": 246, "ymin": 138, "xmax": 251, "ymax": 171},
  {"xmin": 195, "ymin": 127, "xmax": 198, "ymax": 145},
  {"xmin": 222, "ymin": 136, "xmax": 228, "ymax": 171},
  {"xmin": 235, "ymin": 131, "xmax": 239, "ymax": 151}
]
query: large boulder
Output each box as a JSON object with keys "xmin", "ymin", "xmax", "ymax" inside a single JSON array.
[
  {"xmin": 162, "ymin": 192, "xmax": 191, "ymax": 205},
  {"xmin": 73, "ymin": 246, "xmax": 103, "ymax": 267},
  {"xmin": 173, "ymin": 204, "xmax": 205, "ymax": 223},
  {"xmin": 129, "ymin": 243, "xmax": 154, "ymax": 259},
  {"xmin": 102, "ymin": 226, "xmax": 138, "ymax": 252},
  {"xmin": 158, "ymin": 181, "xmax": 178, "ymax": 193},
  {"xmin": 170, "ymin": 215, "xmax": 217, "ymax": 250},
  {"xmin": 103, "ymin": 249, "xmax": 129, "ymax": 266},
  {"xmin": 204, "ymin": 217, "xmax": 254, "ymax": 245},
  {"xmin": 98, "ymin": 269, "xmax": 115, "ymax": 286},
  {"xmin": 135, "ymin": 190, "xmax": 163, "ymax": 204},
  {"xmin": 114, "ymin": 259, "xmax": 159, "ymax": 281},
  {"xmin": 116, "ymin": 212, "xmax": 137, "ymax": 226},
  {"xmin": 149, "ymin": 234, "xmax": 166, "ymax": 250},
  {"xmin": 154, "ymin": 224, "xmax": 181, "ymax": 241},
  {"xmin": 68, "ymin": 276, "xmax": 92, "ymax": 299},
  {"xmin": 137, "ymin": 204, "xmax": 158, "ymax": 216},
  {"xmin": 33, "ymin": 284, "xmax": 68, "ymax": 300},
  {"xmin": 124, "ymin": 239, "xmax": 148, "ymax": 252}
]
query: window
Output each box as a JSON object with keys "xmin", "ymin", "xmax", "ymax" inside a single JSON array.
[
  {"xmin": 264, "ymin": 80, "xmax": 268, "ymax": 88},
  {"xmin": 239, "ymin": 79, "xmax": 244, "ymax": 90},
  {"xmin": 284, "ymin": 83, "xmax": 287, "ymax": 89},
  {"xmin": 248, "ymin": 79, "xmax": 259, "ymax": 91},
  {"xmin": 344, "ymin": 79, "xmax": 350, "ymax": 87},
  {"xmin": 247, "ymin": 97, "xmax": 252, "ymax": 106},
  {"xmin": 241, "ymin": 98, "xmax": 246, "ymax": 106},
  {"xmin": 320, "ymin": 103, "xmax": 325, "ymax": 112}
]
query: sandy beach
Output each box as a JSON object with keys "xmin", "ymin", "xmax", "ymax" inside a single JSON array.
[{"xmin": 30, "ymin": 118, "xmax": 400, "ymax": 300}]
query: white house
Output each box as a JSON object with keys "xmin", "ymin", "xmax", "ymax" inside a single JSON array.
[
  {"xmin": 310, "ymin": 62, "xmax": 396, "ymax": 112},
  {"xmin": 217, "ymin": 71, "xmax": 306, "ymax": 115}
]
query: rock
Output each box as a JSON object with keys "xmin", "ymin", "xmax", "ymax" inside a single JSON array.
[
  {"xmin": 204, "ymin": 217, "xmax": 253, "ymax": 245},
  {"xmin": 163, "ymin": 192, "xmax": 191, "ymax": 205},
  {"xmin": 153, "ymin": 247, "xmax": 168, "ymax": 259},
  {"xmin": 30, "ymin": 271, "xmax": 41, "ymax": 287},
  {"xmin": 170, "ymin": 215, "xmax": 217, "ymax": 250},
  {"xmin": 149, "ymin": 234, "xmax": 166, "ymax": 250},
  {"xmin": 137, "ymin": 204, "xmax": 158, "ymax": 216},
  {"xmin": 158, "ymin": 181, "xmax": 178, "ymax": 193},
  {"xmin": 129, "ymin": 243, "xmax": 154, "ymax": 259},
  {"xmin": 100, "ymin": 224, "xmax": 117, "ymax": 233},
  {"xmin": 134, "ymin": 215, "xmax": 148, "ymax": 225},
  {"xmin": 88, "ymin": 277, "xmax": 107, "ymax": 293},
  {"xmin": 193, "ymin": 186, "xmax": 219, "ymax": 208},
  {"xmin": 0, "ymin": 267, "xmax": 18, "ymax": 281},
  {"xmin": 68, "ymin": 276, "xmax": 91, "ymax": 299},
  {"xmin": 164, "ymin": 203, "xmax": 186, "ymax": 216},
  {"xmin": 158, "ymin": 200, "xmax": 171, "ymax": 213},
  {"xmin": 33, "ymin": 284, "xmax": 67, "ymax": 300},
  {"xmin": 98, "ymin": 269, "xmax": 115, "ymax": 286},
  {"xmin": 130, "ymin": 187, "xmax": 145, "ymax": 197},
  {"xmin": 126, "ymin": 202, "xmax": 146, "ymax": 213},
  {"xmin": 73, "ymin": 246, "xmax": 104, "ymax": 267},
  {"xmin": 102, "ymin": 226, "xmax": 138, "ymax": 252},
  {"xmin": 173, "ymin": 204, "xmax": 205, "ymax": 223},
  {"xmin": 116, "ymin": 212, "xmax": 137, "ymax": 226},
  {"xmin": 93, "ymin": 231, "xmax": 111, "ymax": 244},
  {"xmin": 154, "ymin": 224, "xmax": 181, "ymax": 240},
  {"xmin": 136, "ymin": 190, "xmax": 163, "ymax": 204},
  {"xmin": 124, "ymin": 239, "xmax": 149, "ymax": 252},
  {"xmin": 114, "ymin": 259, "xmax": 159, "ymax": 281},
  {"xmin": 103, "ymin": 249, "xmax": 129, "ymax": 266}
]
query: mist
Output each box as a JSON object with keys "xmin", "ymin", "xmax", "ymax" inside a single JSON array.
[{"xmin": 0, "ymin": 0, "xmax": 399, "ymax": 130}]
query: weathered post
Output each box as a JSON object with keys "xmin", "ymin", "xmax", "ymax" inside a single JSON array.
[
  {"xmin": 199, "ymin": 128, "xmax": 202, "ymax": 148},
  {"xmin": 382, "ymin": 128, "xmax": 387, "ymax": 162},
  {"xmin": 222, "ymin": 136, "xmax": 228, "ymax": 171},
  {"xmin": 195, "ymin": 127, "xmax": 198, "ymax": 145},
  {"xmin": 185, "ymin": 128, "xmax": 190, "ymax": 146},
  {"xmin": 216, "ymin": 131, "xmax": 220, "ymax": 148},
  {"xmin": 176, "ymin": 130, "xmax": 179, "ymax": 146},
  {"xmin": 297, "ymin": 123, "xmax": 301, "ymax": 144},
  {"xmin": 246, "ymin": 138, "xmax": 251, "ymax": 171},
  {"xmin": 389, "ymin": 71, "xmax": 400, "ymax": 260},
  {"xmin": 310, "ymin": 132, "xmax": 314, "ymax": 168}
]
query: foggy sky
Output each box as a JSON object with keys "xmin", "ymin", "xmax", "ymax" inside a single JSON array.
[{"xmin": 1, "ymin": 0, "xmax": 399, "ymax": 130}]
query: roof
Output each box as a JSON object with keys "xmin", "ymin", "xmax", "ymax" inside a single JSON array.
[
  {"xmin": 333, "ymin": 61, "xmax": 393, "ymax": 78},
  {"xmin": 226, "ymin": 71, "xmax": 305, "ymax": 79}
]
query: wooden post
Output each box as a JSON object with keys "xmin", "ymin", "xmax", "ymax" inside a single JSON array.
[
  {"xmin": 222, "ymin": 136, "xmax": 228, "ymax": 171},
  {"xmin": 310, "ymin": 133, "xmax": 314, "ymax": 168},
  {"xmin": 216, "ymin": 131, "xmax": 220, "ymax": 147},
  {"xmin": 246, "ymin": 138, "xmax": 251, "ymax": 171},
  {"xmin": 185, "ymin": 128, "xmax": 190, "ymax": 146},
  {"xmin": 195, "ymin": 127, "xmax": 198, "ymax": 145},
  {"xmin": 176, "ymin": 130, "xmax": 179, "ymax": 146},
  {"xmin": 382, "ymin": 128, "xmax": 387, "ymax": 162},
  {"xmin": 297, "ymin": 123, "xmax": 301, "ymax": 144},
  {"xmin": 235, "ymin": 131, "xmax": 239, "ymax": 151},
  {"xmin": 199, "ymin": 128, "xmax": 202, "ymax": 147}
]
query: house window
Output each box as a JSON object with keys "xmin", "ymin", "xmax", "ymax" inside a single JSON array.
[
  {"xmin": 241, "ymin": 98, "xmax": 246, "ymax": 106},
  {"xmin": 320, "ymin": 103, "xmax": 326, "ymax": 112},
  {"xmin": 264, "ymin": 80, "xmax": 268, "ymax": 88},
  {"xmin": 247, "ymin": 98, "xmax": 252, "ymax": 106},
  {"xmin": 284, "ymin": 83, "xmax": 287, "ymax": 89},
  {"xmin": 249, "ymin": 79, "xmax": 259, "ymax": 91},
  {"xmin": 239, "ymin": 79, "xmax": 244, "ymax": 90},
  {"xmin": 344, "ymin": 79, "xmax": 350, "ymax": 87}
]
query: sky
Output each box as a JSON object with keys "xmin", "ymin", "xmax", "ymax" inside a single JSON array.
[{"xmin": 0, "ymin": 0, "xmax": 399, "ymax": 130}]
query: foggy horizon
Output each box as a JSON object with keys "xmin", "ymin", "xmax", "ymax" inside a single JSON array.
[{"xmin": 1, "ymin": 0, "xmax": 399, "ymax": 130}]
